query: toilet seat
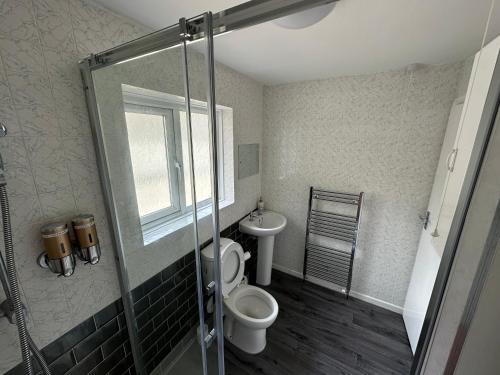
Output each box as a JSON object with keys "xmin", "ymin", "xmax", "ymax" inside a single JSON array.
[
  {"xmin": 224, "ymin": 285, "xmax": 278, "ymax": 329},
  {"xmin": 220, "ymin": 242, "xmax": 245, "ymax": 297},
  {"xmin": 201, "ymin": 238, "xmax": 279, "ymax": 354},
  {"xmin": 201, "ymin": 238, "xmax": 246, "ymax": 297}
]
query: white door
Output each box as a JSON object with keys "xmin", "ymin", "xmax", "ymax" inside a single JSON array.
[{"xmin": 403, "ymin": 98, "xmax": 464, "ymax": 353}]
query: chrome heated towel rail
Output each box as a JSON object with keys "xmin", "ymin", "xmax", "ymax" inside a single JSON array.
[{"xmin": 303, "ymin": 187, "xmax": 363, "ymax": 297}]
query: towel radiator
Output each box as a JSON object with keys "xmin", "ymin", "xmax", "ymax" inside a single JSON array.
[{"xmin": 303, "ymin": 187, "xmax": 363, "ymax": 297}]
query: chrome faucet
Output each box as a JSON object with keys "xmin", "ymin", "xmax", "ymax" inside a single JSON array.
[{"xmin": 249, "ymin": 211, "xmax": 258, "ymax": 222}]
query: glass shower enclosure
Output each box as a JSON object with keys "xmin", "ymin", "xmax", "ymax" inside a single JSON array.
[
  {"xmin": 80, "ymin": 13, "xmax": 224, "ymax": 375},
  {"xmin": 79, "ymin": 2, "xmax": 343, "ymax": 374}
]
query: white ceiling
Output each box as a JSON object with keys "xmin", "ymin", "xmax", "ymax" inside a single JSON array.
[{"xmin": 95, "ymin": 0, "xmax": 500, "ymax": 85}]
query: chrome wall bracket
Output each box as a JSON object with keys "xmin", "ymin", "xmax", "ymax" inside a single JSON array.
[
  {"xmin": 204, "ymin": 328, "xmax": 217, "ymax": 347},
  {"xmin": 37, "ymin": 251, "xmax": 76, "ymax": 277},
  {"xmin": 0, "ymin": 299, "xmax": 27, "ymax": 325},
  {"xmin": 205, "ymin": 280, "xmax": 215, "ymax": 296},
  {"xmin": 0, "ymin": 122, "xmax": 7, "ymax": 137}
]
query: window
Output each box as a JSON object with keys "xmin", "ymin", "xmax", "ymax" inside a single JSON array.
[{"xmin": 123, "ymin": 87, "xmax": 229, "ymax": 240}]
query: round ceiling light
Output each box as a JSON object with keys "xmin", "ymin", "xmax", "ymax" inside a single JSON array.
[{"xmin": 273, "ymin": 3, "xmax": 336, "ymax": 29}]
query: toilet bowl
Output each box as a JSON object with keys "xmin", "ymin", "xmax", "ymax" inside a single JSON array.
[{"xmin": 201, "ymin": 238, "xmax": 279, "ymax": 354}]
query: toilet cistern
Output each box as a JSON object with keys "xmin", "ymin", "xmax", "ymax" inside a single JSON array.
[{"xmin": 239, "ymin": 210, "xmax": 287, "ymax": 285}]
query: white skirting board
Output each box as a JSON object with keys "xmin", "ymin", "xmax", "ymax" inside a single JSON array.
[{"xmin": 272, "ymin": 263, "xmax": 404, "ymax": 314}]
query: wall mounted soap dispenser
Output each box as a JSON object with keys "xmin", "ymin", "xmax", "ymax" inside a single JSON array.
[
  {"xmin": 37, "ymin": 222, "xmax": 76, "ymax": 277},
  {"xmin": 72, "ymin": 214, "xmax": 100, "ymax": 265}
]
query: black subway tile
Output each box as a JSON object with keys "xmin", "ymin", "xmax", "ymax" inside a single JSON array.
[
  {"xmin": 137, "ymin": 320, "xmax": 154, "ymax": 341},
  {"xmin": 124, "ymin": 340, "xmax": 132, "ymax": 355},
  {"xmin": 149, "ymin": 278, "xmax": 174, "ymax": 303},
  {"xmin": 48, "ymin": 350, "xmax": 75, "ymax": 374},
  {"xmin": 94, "ymin": 299, "xmax": 123, "ymax": 328},
  {"xmin": 74, "ymin": 318, "xmax": 118, "ymax": 361},
  {"xmin": 4, "ymin": 363, "xmax": 23, "ymax": 375},
  {"xmin": 153, "ymin": 341, "xmax": 172, "ymax": 366},
  {"xmin": 177, "ymin": 283, "xmax": 197, "ymax": 304},
  {"xmin": 140, "ymin": 319, "xmax": 167, "ymax": 352},
  {"xmin": 133, "ymin": 295, "xmax": 150, "ymax": 316},
  {"xmin": 131, "ymin": 273, "xmax": 162, "ymax": 303},
  {"xmin": 145, "ymin": 359, "xmax": 157, "ymax": 374},
  {"xmin": 153, "ymin": 300, "xmax": 177, "ymax": 328},
  {"xmin": 183, "ymin": 251, "xmax": 195, "ymax": 265},
  {"xmin": 145, "ymin": 298, "xmax": 165, "ymax": 321},
  {"xmin": 118, "ymin": 312, "xmax": 127, "ymax": 329},
  {"xmin": 161, "ymin": 259, "xmax": 183, "ymax": 281},
  {"xmin": 164, "ymin": 282, "xmax": 186, "ymax": 305},
  {"xmin": 136, "ymin": 309, "xmax": 151, "ymax": 331},
  {"xmin": 141, "ymin": 342, "xmax": 158, "ymax": 364},
  {"xmin": 65, "ymin": 348, "xmax": 103, "ymax": 375},
  {"xmin": 108, "ymin": 354, "xmax": 134, "ymax": 375},
  {"xmin": 102, "ymin": 328, "xmax": 129, "ymax": 357},
  {"xmin": 88, "ymin": 346, "xmax": 125, "ymax": 375},
  {"xmin": 41, "ymin": 316, "xmax": 96, "ymax": 364},
  {"xmin": 174, "ymin": 266, "xmax": 193, "ymax": 285}
]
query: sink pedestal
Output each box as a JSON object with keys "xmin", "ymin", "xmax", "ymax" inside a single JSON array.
[
  {"xmin": 256, "ymin": 236, "xmax": 275, "ymax": 286},
  {"xmin": 239, "ymin": 210, "xmax": 286, "ymax": 286}
]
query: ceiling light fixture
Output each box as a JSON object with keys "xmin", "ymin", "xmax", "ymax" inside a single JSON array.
[{"xmin": 273, "ymin": 3, "xmax": 336, "ymax": 29}]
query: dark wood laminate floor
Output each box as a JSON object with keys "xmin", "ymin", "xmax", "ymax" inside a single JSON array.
[{"xmin": 224, "ymin": 271, "xmax": 413, "ymax": 375}]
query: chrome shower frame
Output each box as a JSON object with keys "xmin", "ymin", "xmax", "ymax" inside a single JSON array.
[{"xmin": 79, "ymin": 2, "xmax": 339, "ymax": 374}]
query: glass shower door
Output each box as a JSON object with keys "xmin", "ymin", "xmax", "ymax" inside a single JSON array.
[
  {"xmin": 81, "ymin": 13, "xmax": 224, "ymax": 375},
  {"xmin": 176, "ymin": 12, "xmax": 225, "ymax": 375}
]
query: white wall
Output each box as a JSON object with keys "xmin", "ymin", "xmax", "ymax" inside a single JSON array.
[{"xmin": 262, "ymin": 64, "xmax": 464, "ymax": 308}]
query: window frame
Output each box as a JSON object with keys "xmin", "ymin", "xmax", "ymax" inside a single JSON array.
[{"xmin": 122, "ymin": 89, "xmax": 225, "ymax": 233}]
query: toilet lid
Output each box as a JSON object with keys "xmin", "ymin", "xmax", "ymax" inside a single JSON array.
[{"xmin": 221, "ymin": 242, "xmax": 245, "ymax": 297}]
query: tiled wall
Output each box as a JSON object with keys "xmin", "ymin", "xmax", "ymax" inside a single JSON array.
[
  {"xmin": 132, "ymin": 252, "xmax": 198, "ymax": 374},
  {"xmin": 130, "ymin": 218, "xmax": 258, "ymax": 373},
  {"xmin": 262, "ymin": 63, "xmax": 468, "ymax": 308},
  {"xmin": 0, "ymin": 1, "xmax": 149, "ymax": 372},
  {"xmin": 6, "ymin": 299, "xmax": 133, "ymax": 375},
  {"xmin": 5, "ymin": 219, "xmax": 257, "ymax": 375}
]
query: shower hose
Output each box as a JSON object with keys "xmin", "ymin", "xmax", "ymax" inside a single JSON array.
[{"xmin": 0, "ymin": 177, "xmax": 51, "ymax": 375}]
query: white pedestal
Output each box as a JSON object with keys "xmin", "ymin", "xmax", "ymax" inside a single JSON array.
[{"xmin": 256, "ymin": 236, "xmax": 275, "ymax": 286}]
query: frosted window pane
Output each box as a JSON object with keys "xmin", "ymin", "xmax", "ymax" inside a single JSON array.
[
  {"xmin": 180, "ymin": 111, "xmax": 212, "ymax": 206},
  {"xmin": 125, "ymin": 112, "xmax": 172, "ymax": 217}
]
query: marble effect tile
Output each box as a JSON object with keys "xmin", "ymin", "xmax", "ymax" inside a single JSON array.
[
  {"xmin": 0, "ymin": 0, "xmax": 151, "ymax": 372},
  {"xmin": 263, "ymin": 63, "xmax": 464, "ymax": 308}
]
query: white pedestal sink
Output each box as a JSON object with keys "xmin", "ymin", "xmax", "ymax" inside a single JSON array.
[{"xmin": 239, "ymin": 210, "xmax": 287, "ymax": 286}]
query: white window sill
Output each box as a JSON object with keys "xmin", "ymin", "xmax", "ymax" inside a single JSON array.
[{"xmin": 142, "ymin": 199, "xmax": 233, "ymax": 246}]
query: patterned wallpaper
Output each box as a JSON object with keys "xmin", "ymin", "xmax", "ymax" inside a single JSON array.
[
  {"xmin": 262, "ymin": 63, "xmax": 466, "ymax": 308},
  {"xmin": 0, "ymin": 0, "xmax": 150, "ymax": 372}
]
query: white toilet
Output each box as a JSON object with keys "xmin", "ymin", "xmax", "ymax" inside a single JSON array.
[{"xmin": 201, "ymin": 238, "xmax": 279, "ymax": 354}]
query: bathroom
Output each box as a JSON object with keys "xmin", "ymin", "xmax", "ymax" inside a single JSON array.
[{"xmin": 1, "ymin": 0, "xmax": 500, "ymax": 374}]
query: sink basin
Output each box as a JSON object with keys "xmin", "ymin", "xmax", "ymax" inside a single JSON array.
[
  {"xmin": 239, "ymin": 211, "xmax": 287, "ymax": 237},
  {"xmin": 239, "ymin": 210, "xmax": 287, "ymax": 286}
]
